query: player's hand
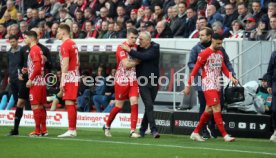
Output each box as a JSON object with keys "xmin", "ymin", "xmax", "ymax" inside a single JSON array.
[
  {"xmin": 267, "ymin": 87, "xmax": 272, "ymax": 94},
  {"xmin": 21, "ymin": 67, "xmax": 28, "ymax": 74},
  {"xmin": 121, "ymin": 44, "xmax": 131, "ymax": 52},
  {"xmin": 183, "ymin": 86, "xmax": 191, "ymax": 96},
  {"xmin": 26, "ymin": 80, "xmax": 32, "ymax": 88},
  {"xmin": 60, "ymin": 84, "xmax": 65, "ymax": 92}
]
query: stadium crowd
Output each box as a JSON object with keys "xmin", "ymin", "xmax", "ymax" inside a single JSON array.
[{"xmin": 0, "ymin": 0, "xmax": 276, "ymax": 40}]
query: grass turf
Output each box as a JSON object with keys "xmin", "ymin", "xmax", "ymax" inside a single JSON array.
[{"xmin": 0, "ymin": 126, "xmax": 276, "ymax": 158}]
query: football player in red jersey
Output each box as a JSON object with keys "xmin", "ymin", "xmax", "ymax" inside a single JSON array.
[
  {"xmin": 103, "ymin": 28, "xmax": 141, "ymax": 138},
  {"xmin": 56, "ymin": 24, "xmax": 80, "ymax": 137},
  {"xmin": 184, "ymin": 33, "xmax": 238, "ymax": 142},
  {"xmin": 24, "ymin": 31, "xmax": 47, "ymax": 137}
]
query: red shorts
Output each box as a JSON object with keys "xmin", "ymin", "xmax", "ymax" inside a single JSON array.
[
  {"xmin": 63, "ymin": 82, "xmax": 79, "ymax": 101},
  {"xmin": 115, "ymin": 81, "xmax": 139, "ymax": 100},
  {"xmin": 29, "ymin": 86, "xmax": 47, "ymax": 105},
  {"xmin": 204, "ymin": 90, "xmax": 221, "ymax": 106}
]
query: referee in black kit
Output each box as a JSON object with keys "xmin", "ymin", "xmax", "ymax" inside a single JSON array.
[{"xmin": 121, "ymin": 31, "xmax": 160, "ymax": 138}]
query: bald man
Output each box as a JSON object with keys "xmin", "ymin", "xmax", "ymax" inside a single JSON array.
[{"xmin": 121, "ymin": 31, "xmax": 161, "ymax": 138}]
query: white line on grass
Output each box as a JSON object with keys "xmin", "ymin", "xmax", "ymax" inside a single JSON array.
[{"xmin": 17, "ymin": 136, "xmax": 276, "ymax": 156}]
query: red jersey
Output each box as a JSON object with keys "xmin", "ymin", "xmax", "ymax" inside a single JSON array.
[
  {"xmin": 115, "ymin": 41, "xmax": 137, "ymax": 84},
  {"xmin": 188, "ymin": 47, "xmax": 231, "ymax": 91},
  {"xmin": 59, "ymin": 39, "xmax": 80, "ymax": 83},
  {"xmin": 28, "ymin": 45, "xmax": 45, "ymax": 86}
]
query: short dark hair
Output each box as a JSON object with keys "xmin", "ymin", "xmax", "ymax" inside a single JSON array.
[
  {"xmin": 212, "ymin": 33, "xmax": 224, "ymax": 40},
  {"xmin": 58, "ymin": 23, "xmax": 70, "ymax": 34},
  {"xmin": 9, "ymin": 35, "xmax": 18, "ymax": 41},
  {"xmin": 200, "ymin": 27, "xmax": 213, "ymax": 36},
  {"xmin": 127, "ymin": 28, "xmax": 138, "ymax": 35},
  {"xmin": 126, "ymin": 20, "xmax": 135, "ymax": 26},
  {"xmin": 24, "ymin": 31, "xmax": 38, "ymax": 40}
]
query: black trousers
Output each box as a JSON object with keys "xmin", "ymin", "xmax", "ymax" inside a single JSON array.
[
  {"xmin": 10, "ymin": 79, "xmax": 19, "ymax": 105},
  {"xmin": 139, "ymin": 84, "xmax": 158, "ymax": 132}
]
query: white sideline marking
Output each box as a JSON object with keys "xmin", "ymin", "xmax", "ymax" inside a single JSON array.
[{"xmin": 17, "ymin": 136, "xmax": 276, "ymax": 156}]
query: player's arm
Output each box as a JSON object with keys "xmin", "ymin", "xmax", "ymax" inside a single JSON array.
[
  {"xmin": 26, "ymin": 52, "xmax": 42, "ymax": 88},
  {"xmin": 121, "ymin": 58, "xmax": 139, "ymax": 68},
  {"xmin": 60, "ymin": 57, "xmax": 69, "ymax": 90}
]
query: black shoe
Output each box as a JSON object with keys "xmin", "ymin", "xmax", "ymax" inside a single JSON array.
[
  {"xmin": 139, "ymin": 129, "xmax": 146, "ymax": 138},
  {"xmin": 7, "ymin": 129, "xmax": 19, "ymax": 136},
  {"xmin": 152, "ymin": 131, "xmax": 160, "ymax": 138}
]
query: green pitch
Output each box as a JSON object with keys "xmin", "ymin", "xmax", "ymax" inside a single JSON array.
[{"xmin": 0, "ymin": 126, "xmax": 276, "ymax": 158}]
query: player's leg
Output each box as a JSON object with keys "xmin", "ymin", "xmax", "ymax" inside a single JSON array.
[
  {"xmin": 40, "ymin": 86, "xmax": 48, "ymax": 136},
  {"xmin": 212, "ymin": 104, "xmax": 235, "ymax": 142},
  {"xmin": 129, "ymin": 96, "xmax": 140, "ymax": 138},
  {"xmin": 58, "ymin": 83, "xmax": 78, "ymax": 138},
  {"xmin": 50, "ymin": 98, "xmax": 59, "ymax": 111},
  {"xmin": 29, "ymin": 104, "xmax": 42, "ymax": 137}
]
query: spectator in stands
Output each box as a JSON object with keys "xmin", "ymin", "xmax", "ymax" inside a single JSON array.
[
  {"xmin": 177, "ymin": 7, "xmax": 197, "ymax": 38},
  {"xmin": 237, "ymin": 2, "xmax": 253, "ymax": 27},
  {"xmin": 143, "ymin": 6, "xmax": 154, "ymax": 22},
  {"xmin": 37, "ymin": 22, "xmax": 46, "ymax": 39},
  {"xmin": 95, "ymin": 7, "xmax": 109, "ymax": 30},
  {"xmin": 85, "ymin": 21, "xmax": 98, "ymax": 38},
  {"xmin": 153, "ymin": 4, "xmax": 165, "ymax": 23},
  {"xmin": 38, "ymin": 10, "xmax": 46, "ymax": 23},
  {"xmin": 0, "ymin": 23, "xmax": 6, "ymax": 39},
  {"xmin": 251, "ymin": 1, "xmax": 265, "ymax": 23},
  {"xmin": 130, "ymin": 9, "xmax": 138, "ymax": 26},
  {"xmin": 74, "ymin": 9, "xmax": 85, "ymax": 30},
  {"xmin": 41, "ymin": 0, "xmax": 52, "ymax": 14},
  {"xmin": 244, "ymin": 17, "xmax": 257, "ymax": 38},
  {"xmin": 212, "ymin": 21, "xmax": 231, "ymax": 38},
  {"xmin": 84, "ymin": 8, "xmax": 96, "ymax": 26},
  {"xmin": 223, "ymin": 3, "xmax": 239, "ymax": 29},
  {"xmin": 16, "ymin": 12, "xmax": 24, "ymax": 24},
  {"xmin": 45, "ymin": 13, "xmax": 54, "ymax": 22},
  {"xmin": 266, "ymin": 14, "xmax": 276, "ymax": 40},
  {"xmin": 137, "ymin": 7, "xmax": 145, "ymax": 22},
  {"xmin": 125, "ymin": 0, "xmax": 140, "ymax": 16},
  {"xmin": 155, "ymin": 21, "xmax": 173, "ymax": 38},
  {"xmin": 72, "ymin": 22, "xmax": 86, "ymax": 39},
  {"xmin": 256, "ymin": 73, "xmax": 272, "ymax": 114},
  {"xmin": 265, "ymin": 2, "xmax": 276, "ymax": 21},
  {"xmin": 103, "ymin": 22, "xmax": 115, "ymax": 38},
  {"xmin": 10, "ymin": 24, "xmax": 22, "ymax": 39},
  {"xmin": 93, "ymin": 68, "xmax": 115, "ymax": 112},
  {"xmin": 77, "ymin": 70, "xmax": 93, "ymax": 112},
  {"xmin": 2, "ymin": 12, "xmax": 17, "ymax": 27},
  {"xmin": 0, "ymin": 0, "xmax": 17, "ymax": 24},
  {"xmin": 29, "ymin": 9, "xmax": 40, "ymax": 29},
  {"xmin": 230, "ymin": 20, "xmax": 244, "ymax": 38},
  {"xmin": 98, "ymin": 20, "xmax": 108, "ymax": 38},
  {"xmin": 168, "ymin": 6, "xmax": 181, "ymax": 36},
  {"xmin": 126, "ymin": 20, "xmax": 135, "ymax": 30},
  {"xmin": 267, "ymin": 48, "xmax": 276, "ymax": 142},
  {"xmin": 189, "ymin": 18, "xmax": 201, "ymax": 38},
  {"xmin": 139, "ymin": 20, "xmax": 146, "ymax": 31},
  {"xmin": 25, "ymin": 8, "xmax": 33, "ymax": 24},
  {"xmin": 115, "ymin": 5, "xmax": 128, "ymax": 25},
  {"xmin": 207, "ymin": 4, "xmax": 224, "ymax": 25},
  {"xmin": 250, "ymin": 18, "xmax": 269, "ymax": 40},
  {"xmin": 63, "ymin": 0, "xmax": 75, "ymax": 16},
  {"xmin": 59, "ymin": 8, "xmax": 73, "ymax": 27},
  {"xmin": 50, "ymin": 0, "xmax": 62, "ymax": 18},
  {"xmin": 174, "ymin": 2, "xmax": 187, "ymax": 36},
  {"xmin": 47, "ymin": 22, "xmax": 59, "ymax": 38},
  {"xmin": 145, "ymin": 21, "xmax": 156, "ymax": 38},
  {"xmin": 113, "ymin": 22, "xmax": 126, "ymax": 38}
]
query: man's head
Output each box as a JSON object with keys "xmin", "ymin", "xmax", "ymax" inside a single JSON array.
[
  {"xmin": 10, "ymin": 24, "xmax": 19, "ymax": 36},
  {"xmin": 268, "ymin": 3, "xmax": 276, "ymax": 19},
  {"xmin": 0, "ymin": 23, "xmax": 6, "ymax": 33},
  {"xmin": 23, "ymin": 31, "xmax": 38, "ymax": 46},
  {"xmin": 72, "ymin": 23, "xmax": 79, "ymax": 33},
  {"xmin": 116, "ymin": 5, "xmax": 125, "ymax": 17},
  {"xmin": 156, "ymin": 21, "xmax": 165, "ymax": 34},
  {"xmin": 20, "ymin": 21, "xmax": 28, "ymax": 33},
  {"xmin": 101, "ymin": 20, "xmax": 108, "ymax": 31},
  {"xmin": 126, "ymin": 20, "xmax": 135, "ymax": 30},
  {"xmin": 270, "ymin": 14, "xmax": 276, "ymax": 30},
  {"xmin": 17, "ymin": 12, "xmax": 23, "ymax": 21},
  {"xmin": 245, "ymin": 17, "xmax": 257, "ymax": 30},
  {"xmin": 39, "ymin": 10, "xmax": 46, "ymax": 19},
  {"xmin": 3, "ymin": 12, "xmax": 11, "ymax": 21},
  {"xmin": 259, "ymin": 73, "xmax": 269, "ymax": 88},
  {"xmin": 178, "ymin": 2, "xmax": 186, "ymax": 15},
  {"xmin": 32, "ymin": 9, "xmax": 39, "ymax": 19},
  {"xmin": 85, "ymin": 21, "xmax": 93, "ymax": 32},
  {"xmin": 59, "ymin": 8, "xmax": 68, "ymax": 19},
  {"xmin": 75, "ymin": 9, "xmax": 83, "ymax": 20},
  {"xmin": 207, "ymin": 5, "xmax": 216, "ymax": 17},
  {"xmin": 57, "ymin": 24, "xmax": 70, "ymax": 40},
  {"xmin": 199, "ymin": 27, "xmax": 213, "ymax": 44},
  {"xmin": 154, "ymin": 4, "xmax": 163, "ymax": 16},
  {"xmin": 167, "ymin": 7, "xmax": 173, "ymax": 19},
  {"xmin": 6, "ymin": 0, "xmax": 14, "ymax": 11},
  {"xmin": 139, "ymin": 31, "xmax": 151, "ymax": 48},
  {"xmin": 252, "ymin": 1, "xmax": 261, "ymax": 13},
  {"xmin": 100, "ymin": 7, "xmax": 108, "ymax": 18},
  {"xmin": 84, "ymin": 8, "xmax": 93, "ymax": 19},
  {"xmin": 211, "ymin": 33, "xmax": 223, "ymax": 51},
  {"xmin": 108, "ymin": 22, "xmax": 114, "ymax": 32},
  {"xmin": 225, "ymin": 3, "xmax": 234, "ymax": 16},
  {"xmin": 212, "ymin": 21, "xmax": 224, "ymax": 35},
  {"xmin": 9, "ymin": 35, "xmax": 18, "ymax": 48},
  {"xmin": 145, "ymin": 21, "xmax": 155, "ymax": 33},
  {"xmin": 26, "ymin": 8, "xmax": 33, "ymax": 18},
  {"xmin": 126, "ymin": 28, "xmax": 138, "ymax": 46},
  {"xmin": 186, "ymin": 7, "xmax": 196, "ymax": 19},
  {"xmin": 130, "ymin": 9, "xmax": 138, "ymax": 20},
  {"xmin": 237, "ymin": 2, "xmax": 248, "ymax": 16},
  {"xmin": 198, "ymin": 17, "xmax": 208, "ymax": 29}
]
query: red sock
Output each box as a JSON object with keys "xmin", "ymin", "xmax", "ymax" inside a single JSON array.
[
  {"xmin": 67, "ymin": 105, "xmax": 77, "ymax": 130},
  {"xmin": 213, "ymin": 112, "xmax": 227, "ymax": 137},
  {"xmin": 33, "ymin": 109, "xmax": 41, "ymax": 133},
  {"xmin": 130, "ymin": 104, "xmax": 138, "ymax": 131},
  {"xmin": 40, "ymin": 108, "xmax": 47, "ymax": 132},
  {"xmin": 106, "ymin": 106, "xmax": 121, "ymax": 127},
  {"xmin": 194, "ymin": 112, "xmax": 211, "ymax": 133}
]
